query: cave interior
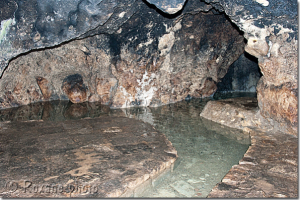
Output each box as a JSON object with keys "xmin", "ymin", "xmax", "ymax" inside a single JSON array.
[{"xmin": 0, "ymin": 0, "xmax": 298, "ymax": 198}]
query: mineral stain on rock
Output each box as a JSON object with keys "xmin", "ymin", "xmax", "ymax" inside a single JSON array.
[{"xmin": 62, "ymin": 74, "xmax": 87, "ymax": 103}]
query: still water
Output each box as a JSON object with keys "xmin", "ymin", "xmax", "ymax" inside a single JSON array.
[{"xmin": 0, "ymin": 93, "xmax": 251, "ymax": 197}]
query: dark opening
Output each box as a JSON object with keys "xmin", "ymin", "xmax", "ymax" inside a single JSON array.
[{"xmin": 214, "ymin": 51, "xmax": 262, "ymax": 99}]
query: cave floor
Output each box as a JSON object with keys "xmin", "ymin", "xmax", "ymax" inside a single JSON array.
[
  {"xmin": 208, "ymin": 128, "xmax": 298, "ymax": 198},
  {"xmin": 0, "ymin": 98, "xmax": 251, "ymax": 198},
  {"xmin": 201, "ymin": 97, "xmax": 298, "ymax": 198},
  {"xmin": 0, "ymin": 96, "xmax": 297, "ymax": 198},
  {"xmin": 0, "ymin": 116, "xmax": 177, "ymax": 198}
]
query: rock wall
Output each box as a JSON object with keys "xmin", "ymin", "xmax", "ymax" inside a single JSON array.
[
  {"xmin": 153, "ymin": 0, "xmax": 298, "ymax": 135},
  {"xmin": 0, "ymin": 2, "xmax": 245, "ymax": 109},
  {"xmin": 0, "ymin": 0, "xmax": 298, "ymax": 134}
]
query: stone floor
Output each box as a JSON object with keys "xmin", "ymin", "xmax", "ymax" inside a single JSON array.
[
  {"xmin": 201, "ymin": 97, "xmax": 298, "ymax": 198},
  {"xmin": 208, "ymin": 128, "xmax": 298, "ymax": 198},
  {"xmin": 0, "ymin": 97, "xmax": 297, "ymax": 198},
  {"xmin": 0, "ymin": 116, "xmax": 177, "ymax": 198}
]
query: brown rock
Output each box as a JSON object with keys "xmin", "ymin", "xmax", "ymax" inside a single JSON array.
[
  {"xmin": 196, "ymin": 77, "xmax": 218, "ymax": 97},
  {"xmin": 207, "ymin": 129, "xmax": 298, "ymax": 198},
  {"xmin": 35, "ymin": 76, "xmax": 52, "ymax": 100},
  {"xmin": 88, "ymin": 94, "xmax": 101, "ymax": 102},
  {"xmin": 201, "ymin": 97, "xmax": 298, "ymax": 197},
  {"xmin": 41, "ymin": 102, "xmax": 53, "ymax": 120},
  {"xmin": 62, "ymin": 74, "xmax": 87, "ymax": 104},
  {"xmin": 200, "ymin": 97, "xmax": 295, "ymax": 135},
  {"xmin": 27, "ymin": 86, "xmax": 42, "ymax": 101},
  {"xmin": 257, "ymin": 78, "xmax": 297, "ymax": 136},
  {"xmin": 63, "ymin": 103, "xmax": 89, "ymax": 119},
  {"xmin": 12, "ymin": 82, "xmax": 22, "ymax": 95},
  {"xmin": 0, "ymin": 8, "xmax": 245, "ymax": 110},
  {"xmin": 96, "ymin": 77, "xmax": 118, "ymax": 104}
]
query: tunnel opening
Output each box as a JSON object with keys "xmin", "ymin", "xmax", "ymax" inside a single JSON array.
[{"xmin": 213, "ymin": 51, "xmax": 262, "ymax": 100}]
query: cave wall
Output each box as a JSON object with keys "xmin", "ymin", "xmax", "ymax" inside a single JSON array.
[
  {"xmin": 142, "ymin": 0, "xmax": 299, "ymax": 135},
  {"xmin": 0, "ymin": 2, "xmax": 245, "ymax": 108},
  {"xmin": 0, "ymin": 0, "xmax": 298, "ymax": 135}
]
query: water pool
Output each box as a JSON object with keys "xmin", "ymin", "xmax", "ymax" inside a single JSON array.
[{"xmin": 0, "ymin": 95, "xmax": 251, "ymax": 197}]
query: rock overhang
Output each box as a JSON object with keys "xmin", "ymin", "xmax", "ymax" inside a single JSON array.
[{"xmin": 0, "ymin": 0, "xmax": 297, "ymax": 135}]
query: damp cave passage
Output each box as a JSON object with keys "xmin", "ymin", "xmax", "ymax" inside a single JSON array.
[
  {"xmin": 0, "ymin": 0, "xmax": 255, "ymax": 198},
  {"xmin": 0, "ymin": 98, "xmax": 251, "ymax": 198},
  {"xmin": 213, "ymin": 52, "xmax": 262, "ymax": 100}
]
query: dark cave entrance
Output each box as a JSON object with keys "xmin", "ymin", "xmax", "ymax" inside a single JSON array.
[
  {"xmin": 216, "ymin": 52, "xmax": 262, "ymax": 93},
  {"xmin": 213, "ymin": 51, "xmax": 262, "ymax": 99}
]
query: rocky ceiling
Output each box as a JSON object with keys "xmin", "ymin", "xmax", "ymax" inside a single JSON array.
[
  {"xmin": 0, "ymin": 0, "xmax": 297, "ymax": 74},
  {"xmin": 0, "ymin": 0, "xmax": 298, "ymax": 135}
]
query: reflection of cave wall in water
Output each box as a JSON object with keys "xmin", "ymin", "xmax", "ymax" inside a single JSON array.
[{"xmin": 216, "ymin": 52, "xmax": 261, "ymax": 93}]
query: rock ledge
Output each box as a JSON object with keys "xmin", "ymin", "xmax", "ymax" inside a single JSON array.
[
  {"xmin": 201, "ymin": 98, "xmax": 298, "ymax": 198},
  {"xmin": 0, "ymin": 116, "xmax": 177, "ymax": 198}
]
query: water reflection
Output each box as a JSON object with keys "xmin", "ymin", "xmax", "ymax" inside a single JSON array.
[
  {"xmin": 119, "ymin": 98, "xmax": 250, "ymax": 197},
  {"xmin": 213, "ymin": 91, "xmax": 257, "ymax": 100},
  {"xmin": 0, "ymin": 96, "xmax": 251, "ymax": 197}
]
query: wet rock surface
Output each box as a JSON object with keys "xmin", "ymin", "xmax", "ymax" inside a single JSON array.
[
  {"xmin": 118, "ymin": 98, "xmax": 250, "ymax": 198},
  {"xmin": 0, "ymin": 116, "xmax": 177, "ymax": 198},
  {"xmin": 0, "ymin": 0, "xmax": 297, "ymax": 134},
  {"xmin": 0, "ymin": 97, "xmax": 251, "ymax": 198},
  {"xmin": 0, "ymin": 0, "xmax": 298, "ymax": 140},
  {"xmin": 62, "ymin": 74, "xmax": 87, "ymax": 103},
  {"xmin": 200, "ymin": 97, "xmax": 298, "ymax": 198},
  {"xmin": 208, "ymin": 129, "xmax": 298, "ymax": 198},
  {"xmin": 200, "ymin": 96, "xmax": 297, "ymax": 136}
]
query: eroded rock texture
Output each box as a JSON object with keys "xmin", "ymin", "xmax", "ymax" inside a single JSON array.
[
  {"xmin": 211, "ymin": 1, "xmax": 298, "ymax": 135},
  {"xmin": 0, "ymin": 0, "xmax": 140, "ymax": 74},
  {"xmin": 208, "ymin": 129, "xmax": 298, "ymax": 198},
  {"xmin": 146, "ymin": 0, "xmax": 298, "ymax": 135},
  {"xmin": 0, "ymin": 0, "xmax": 298, "ymax": 135},
  {"xmin": 0, "ymin": 2, "xmax": 245, "ymax": 108},
  {"xmin": 62, "ymin": 74, "xmax": 88, "ymax": 103},
  {"xmin": 200, "ymin": 97, "xmax": 295, "ymax": 136},
  {"xmin": 200, "ymin": 97, "xmax": 298, "ymax": 197}
]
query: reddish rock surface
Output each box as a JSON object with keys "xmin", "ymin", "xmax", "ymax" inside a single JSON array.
[
  {"xmin": 0, "ymin": 0, "xmax": 297, "ymax": 139},
  {"xmin": 62, "ymin": 74, "xmax": 88, "ymax": 104},
  {"xmin": 243, "ymin": 22, "xmax": 298, "ymax": 137},
  {"xmin": 257, "ymin": 78, "xmax": 298, "ymax": 136},
  {"xmin": 36, "ymin": 76, "xmax": 52, "ymax": 100},
  {"xmin": 200, "ymin": 97, "xmax": 295, "ymax": 135}
]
